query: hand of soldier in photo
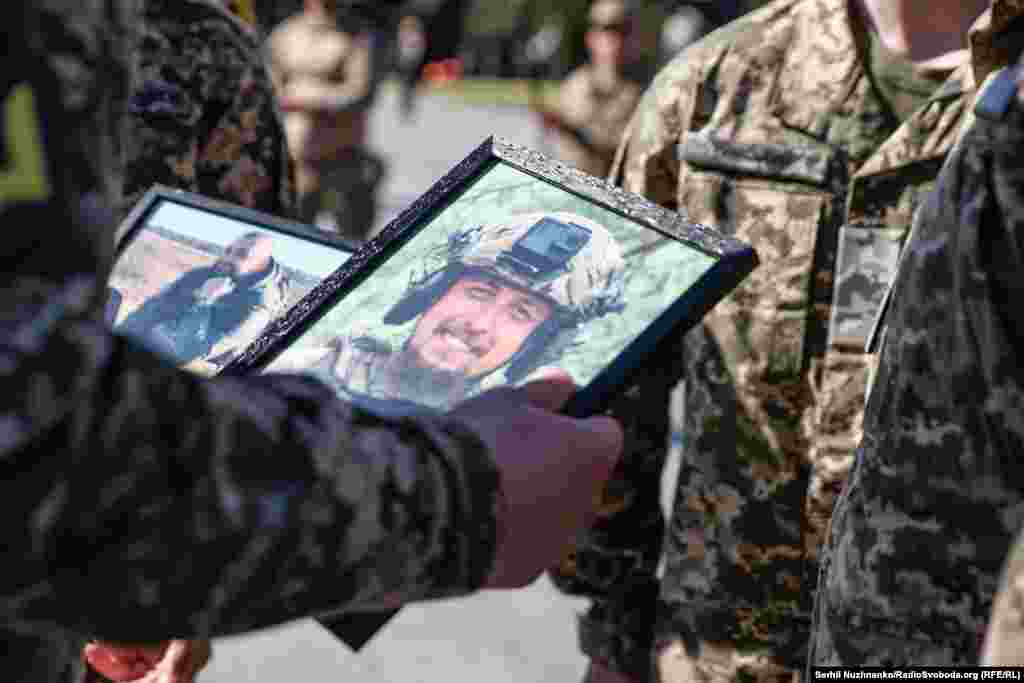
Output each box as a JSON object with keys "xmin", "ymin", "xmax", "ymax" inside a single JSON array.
[
  {"xmin": 84, "ymin": 639, "xmax": 212, "ymax": 683},
  {"xmin": 448, "ymin": 369, "xmax": 623, "ymax": 590}
]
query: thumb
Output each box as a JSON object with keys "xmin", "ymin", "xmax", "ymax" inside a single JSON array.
[
  {"xmin": 579, "ymin": 415, "xmax": 625, "ymax": 477},
  {"xmin": 520, "ymin": 368, "xmax": 578, "ymax": 412}
]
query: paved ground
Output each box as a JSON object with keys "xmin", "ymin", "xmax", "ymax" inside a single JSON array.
[
  {"xmin": 368, "ymin": 83, "xmax": 552, "ymax": 233},
  {"xmin": 201, "ymin": 83, "xmax": 681, "ymax": 683}
]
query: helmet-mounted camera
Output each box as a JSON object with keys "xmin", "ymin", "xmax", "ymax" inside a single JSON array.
[{"xmin": 496, "ymin": 217, "xmax": 592, "ymax": 281}]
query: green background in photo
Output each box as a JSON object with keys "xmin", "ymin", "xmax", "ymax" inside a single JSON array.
[{"xmin": 267, "ymin": 161, "xmax": 716, "ymax": 395}]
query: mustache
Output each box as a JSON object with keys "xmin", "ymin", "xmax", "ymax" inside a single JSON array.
[{"xmin": 434, "ymin": 320, "xmax": 491, "ymax": 356}]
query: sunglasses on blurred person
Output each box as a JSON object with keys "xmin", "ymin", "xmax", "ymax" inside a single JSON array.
[{"xmin": 589, "ymin": 21, "xmax": 629, "ymax": 34}]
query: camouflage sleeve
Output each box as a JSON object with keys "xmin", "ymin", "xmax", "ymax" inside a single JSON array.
[
  {"xmin": 553, "ymin": 72, "xmax": 626, "ymax": 164},
  {"xmin": 1, "ymin": 277, "xmax": 500, "ymax": 643},
  {"xmin": 579, "ymin": 87, "xmax": 642, "ymax": 163},
  {"xmin": 978, "ymin": 84, "xmax": 1024, "ymax": 666},
  {"xmin": 122, "ymin": 1, "xmax": 295, "ymax": 218},
  {"xmin": 548, "ymin": 68, "xmax": 692, "ymax": 681}
]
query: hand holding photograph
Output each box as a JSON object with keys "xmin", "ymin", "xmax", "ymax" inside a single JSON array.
[
  {"xmin": 229, "ymin": 138, "xmax": 756, "ymax": 420},
  {"xmin": 216, "ymin": 136, "xmax": 758, "ymax": 651}
]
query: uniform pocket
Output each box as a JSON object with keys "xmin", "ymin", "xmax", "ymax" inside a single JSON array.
[
  {"xmin": 678, "ymin": 133, "xmax": 831, "ymax": 379},
  {"xmin": 828, "ymin": 223, "xmax": 904, "ymax": 351}
]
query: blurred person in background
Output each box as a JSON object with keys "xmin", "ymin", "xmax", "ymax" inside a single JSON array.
[
  {"xmin": 267, "ymin": 0, "xmax": 387, "ymax": 244},
  {"xmin": 538, "ymin": 0, "xmax": 643, "ymax": 179},
  {"xmin": 656, "ymin": 1, "xmax": 744, "ymax": 69},
  {"xmin": 395, "ymin": 12, "xmax": 428, "ymax": 119}
]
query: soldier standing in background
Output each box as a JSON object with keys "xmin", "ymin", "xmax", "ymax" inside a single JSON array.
[
  {"xmin": 553, "ymin": 0, "xmax": 993, "ymax": 680},
  {"xmin": 267, "ymin": 0, "xmax": 387, "ymax": 244},
  {"xmin": 123, "ymin": 0, "xmax": 296, "ymax": 220},
  {"xmin": 538, "ymin": 0, "xmax": 642, "ymax": 179}
]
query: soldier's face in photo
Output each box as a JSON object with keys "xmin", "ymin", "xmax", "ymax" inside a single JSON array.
[
  {"xmin": 215, "ymin": 235, "xmax": 273, "ymax": 278},
  {"xmin": 406, "ymin": 272, "xmax": 553, "ymax": 378}
]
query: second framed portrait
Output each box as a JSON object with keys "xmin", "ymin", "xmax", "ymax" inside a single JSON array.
[
  {"xmin": 108, "ymin": 186, "xmax": 354, "ymax": 376},
  {"xmin": 219, "ymin": 136, "xmax": 759, "ymax": 650}
]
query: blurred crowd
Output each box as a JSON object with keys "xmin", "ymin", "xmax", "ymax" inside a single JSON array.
[
  {"xmin": 123, "ymin": 0, "xmax": 756, "ymax": 248},
  {"xmin": 10, "ymin": 1, "xmax": 1024, "ymax": 683}
]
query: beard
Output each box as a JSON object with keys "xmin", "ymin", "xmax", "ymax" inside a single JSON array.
[{"xmin": 383, "ymin": 344, "xmax": 476, "ymax": 410}]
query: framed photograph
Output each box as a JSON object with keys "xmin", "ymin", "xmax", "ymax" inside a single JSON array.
[
  {"xmin": 217, "ymin": 136, "xmax": 757, "ymax": 651},
  {"xmin": 107, "ymin": 185, "xmax": 353, "ymax": 375},
  {"xmin": 224, "ymin": 137, "xmax": 757, "ymax": 418}
]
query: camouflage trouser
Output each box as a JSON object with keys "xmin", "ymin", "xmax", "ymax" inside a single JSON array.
[
  {"xmin": 297, "ymin": 148, "xmax": 386, "ymax": 245},
  {"xmin": 806, "ymin": 464, "xmax": 978, "ymax": 670}
]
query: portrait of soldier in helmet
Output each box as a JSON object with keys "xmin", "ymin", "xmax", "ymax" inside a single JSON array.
[{"xmin": 268, "ymin": 211, "xmax": 627, "ymax": 413}]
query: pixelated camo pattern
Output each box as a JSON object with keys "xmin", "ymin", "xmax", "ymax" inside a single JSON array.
[
  {"xmin": 552, "ymin": 0, "xmax": 999, "ymax": 678},
  {"xmin": 2, "ymin": 3, "xmax": 498, "ymax": 681},
  {"xmin": 122, "ymin": 0, "xmax": 296, "ymax": 218},
  {"xmin": 811, "ymin": 51, "xmax": 1024, "ymax": 668}
]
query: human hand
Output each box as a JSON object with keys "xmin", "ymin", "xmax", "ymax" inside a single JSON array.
[
  {"xmin": 448, "ymin": 370, "xmax": 623, "ymax": 589},
  {"xmin": 84, "ymin": 639, "xmax": 212, "ymax": 683},
  {"xmin": 537, "ymin": 108, "xmax": 565, "ymax": 130}
]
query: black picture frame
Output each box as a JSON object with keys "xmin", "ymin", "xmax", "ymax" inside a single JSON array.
[
  {"xmin": 108, "ymin": 185, "xmax": 354, "ymax": 374},
  {"xmin": 217, "ymin": 137, "xmax": 758, "ymax": 652}
]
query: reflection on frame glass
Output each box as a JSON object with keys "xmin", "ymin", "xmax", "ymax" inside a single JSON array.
[
  {"xmin": 108, "ymin": 186, "xmax": 353, "ymax": 376},
  {"xmin": 230, "ymin": 137, "xmax": 757, "ymax": 419}
]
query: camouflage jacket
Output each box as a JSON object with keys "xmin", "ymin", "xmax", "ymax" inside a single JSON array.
[
  {"xmin": 812, "ymin": 7, "xmax": 1024, "ymax": 666},
  {"xmin": 2, "ymin": 3, "xmax": 498, "ymax": 682},
  {"xmin": 267, "ymin": 331, "xmax": 464, "ymax": 415},
  {"xmin": 122, "ymin": 0, "xmax": 296, "ymax": 218},
  {"xmin": 552, "ymin": 0, "xmax": 986, "ymax": 677},
  {"xmin": 549, "ymin": 66, "xmax": 643, "ymax": 179},
  {"xmin": 117, "ymin": 260, "xmax": 291, "ymax": 367}
]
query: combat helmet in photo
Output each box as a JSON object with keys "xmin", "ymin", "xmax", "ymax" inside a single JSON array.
[{"xmin": 385, "ymin": 211, "xmax": 628, "ymax": 383}]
